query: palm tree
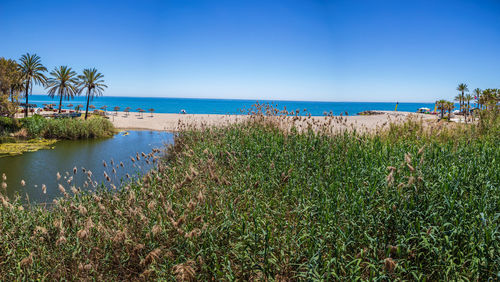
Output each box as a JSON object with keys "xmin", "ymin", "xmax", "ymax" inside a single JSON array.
[
  {"xmin": 46, "ymin": 66, "xmax": 78, "ymax": 113},
  {"xmin": 464, "ymin": 94, "xmax": 473, "ymax": 123},
  {"xmin": 456, "ymin": 83, "xmax": 469, "ymax": 113},
  {"xmin": 436, "ymin": 99, "xmax": 447, "ymax": 119},
  {"xmin": 18, "ymin": 53, "xmax": 47, "ymax": 117},
  {"xmin": 446, "ymin": 101, "xmax": 454, "ymax": 120},
  {"xmin": 473, "ymin": 88, "xmax": 482, "ymax": 109},
  {"xmin": 77, "ymin": 68, "xmax": 107, "ymax": 120}
]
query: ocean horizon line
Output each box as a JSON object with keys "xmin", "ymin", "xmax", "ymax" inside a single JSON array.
[{"xmin": 28, "ymin": 94, "xmax": 440, "ymax": 104}]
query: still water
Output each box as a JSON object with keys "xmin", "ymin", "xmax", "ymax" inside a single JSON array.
[{"xmin": 0, "ymin": 131, "xmax": 174, "ymax": 204}]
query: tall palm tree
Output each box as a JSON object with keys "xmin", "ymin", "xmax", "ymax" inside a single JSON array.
[
  {"xmin": 456, "ymin": 83, "xmax": 469, "ymax": 113},
  {"xmin": 446, "ymin": 101, "xmax": 454, "ymax": 120},
  {"xmin": 464, "ymin": 94, "xmax": 473, "ymax": 123},
  {"xmin": 46, "ymin": 66, "xmax": 78, "ymax": 113},
  {"xmin": 78, "ymin": 68, "xmax": 107, "ymax": 120},
  {"xmin": 436, "ymin": 99, "xmax": 448, "ymax": 119},
  {"xmin": 18, "ymin": 53, "xmax": 47, "ymax": 117},
  {"xmin": 473, "ymin": 88, "xmax": 482, "ymax": 109}
]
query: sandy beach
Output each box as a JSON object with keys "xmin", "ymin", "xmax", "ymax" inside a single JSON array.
[{"xmin": 107, "ymin": 110, "xmax": 437, "ymax": 132}]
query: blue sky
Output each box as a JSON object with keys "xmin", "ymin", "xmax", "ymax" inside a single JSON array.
[{"xmin": 1, "ymin": 0, "xmax": 499, "ymax": 102}]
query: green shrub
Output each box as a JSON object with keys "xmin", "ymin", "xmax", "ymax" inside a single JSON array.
[
  {"xmin": 19, "ymin": 115, "xmax": 48, "ymax": 137},
  {"xmin": 43, "ymin": 117, "xmax": 115, "ymax": 139},
  {"xmin": 0, "ymin": 116, "xmax": 20, "ymax": 134},
  {"xmin": 17, "ymin": 115, "xmax": 115, "ymax": 139}
]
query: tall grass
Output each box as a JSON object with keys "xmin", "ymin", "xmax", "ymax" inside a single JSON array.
[
  {"xmin": 19, "ymin": 115, "xmax": 115, "ymax": 139},
  {"xmin": 0, "ymin": 113, "xmax": 498, "ymax": 280}
]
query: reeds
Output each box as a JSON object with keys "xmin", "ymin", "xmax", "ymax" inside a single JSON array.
[{"xmin": 0, "ymin": 106, "xmax": 498, "ymax": 280}]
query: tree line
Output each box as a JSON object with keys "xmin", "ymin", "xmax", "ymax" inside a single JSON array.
[
  {"xmin": 436, "ymin": 83, "xmax": 499, "ymax": 120},
  {"xmin": 0, "ymin": 53, "xmax": 107, "ymax": 120}
]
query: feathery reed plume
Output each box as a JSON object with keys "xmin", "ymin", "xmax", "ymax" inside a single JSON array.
[
  {"xmin": 103, "ymin": 160, "xmax": 107, "ymax": 167},
  {"xmin": 104, "ymin": 171, "xmax": 111, "ymax": 182},
  {"xmin": 56, "ymin": 236, "xmax": 67, "ymax": 246},
  {"xmin": 1, "ymin": 173, "xmax": 6, "ymax": 181},
  {"xmin": 20, "ymin": 180, "xmax": 26, "ymax": 186},
  {"xmin": 152, "ymin": 224, "xmax": 162, "ymax": 236},
  {"xmin": 42, "ymin": 184, "xmax": 47, "ymax": 194},
  {"xmin": 77, "ymin": 229, "xmax": 89, "ymax": 239},
  {"xmin": 58, "ymin": 184, "xmax": 66, "ymax": 194},
  {"xmin": 73, "ymin": 166, "xmax": 77, "ymax": 174},
  {"xmin": 185, "ymin": 228, "xmax": 202, "ymax": 238},
  {"xmin": 1, "ymin": 182, "xmax": 6, "ymax": 190},
  {"xmin": 20, "ymin": 253, "xmax": 33, "ymax": 267},
  {"xmin": 140, "ymin": 248, "xmax": 162, "ymax": 266},
  {"xmin": 384, "ymin": 257, "xmax": 396, "ymax": 273},
  {"xmin": 172, "ymin": 260, "xmax": 196, "ymax": 281},
  {"xmin": 56, "ymin": 172, "xmax": 61, "ymax": 180}
]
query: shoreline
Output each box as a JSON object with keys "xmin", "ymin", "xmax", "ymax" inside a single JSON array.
[{"xmin": 108, "ymin": 110, "xmax": 437, "ymax": 132}]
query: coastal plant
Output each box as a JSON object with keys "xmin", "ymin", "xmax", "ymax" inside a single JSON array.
[
  {"xmin": 19, "ymin": 114, "xmax": 48, "ymax": 137},
  {"xmin": 46, "ymin": 66, "xmax": 79, "ymax": 113},
  {"xmin": 42, "ymin": 116, "xmax": 115, "ymax": 139},
  {"xmin": 0, "ymin": 117, "xmax": 20, "ymax": 135},
  {"xmin": 17, "ymin": 53, "xmax": 47, "ymax": 117},
  {"xmin": 77, "ymin": 68, "xmax": 107, "ymax": 120},
  {"xmin": 0, "ymin": 108, "xmax": 498, "ymax": 280}
]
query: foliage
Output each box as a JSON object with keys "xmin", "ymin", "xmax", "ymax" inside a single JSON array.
[
  {"xmin": 18, "ymin": 115, "xmax": 115, "ymax": 139},
  {"xmin": 0, "ymin": 138, "xmax": 57, "ymax": 157},
  {"xmin": 46, "ymin": 66, "xmax": 78, "ymax": 113},
  {"xmin": 42, "ymin": 116, "xmax": 115, "ymax": 139},
  {"xmin": 18, "ymin": 53, "xmax": 47, "ymax": 117},
  {"xmin": 0, "ymin": 115, "xmax": 498, "ymax": 280},
  {"xmin": 77, "ymin": 68, "xmax": 107, "ymax": 120},
  {"xmin": 19, "ymin": 114, "xmax": 48, "ymax": 137},
  {"xmin": 0, "ymin": 116, "xmax": 20, "ymax": 135}
]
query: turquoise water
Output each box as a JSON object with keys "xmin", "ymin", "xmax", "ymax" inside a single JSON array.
[
  {"xmin": 28, "ymin": 95, "xmax": 443, "ymax": 116},
  {"xmin": 0, "ymin": 131, "xmax": 174, "ymax": 204}
]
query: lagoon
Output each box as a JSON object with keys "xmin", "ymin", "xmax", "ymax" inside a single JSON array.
[{"xmin": 0, "ymin": 131, "xmax": 173, "ymax": 204}]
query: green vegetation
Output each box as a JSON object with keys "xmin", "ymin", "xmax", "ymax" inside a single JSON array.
[
  {"xmin": 46, "ymin": 66, "xmax": 78, "ymax": 113},
  {"xmin": 1, "ymin": 53, "xmax": 106, "ymax": 120},
  {"xmin": 0, "ymin": 112, "xmax": 498, "ymax": 280},
  {"xmin": 78, "ymin": 68, "xmax": 108, "ymax": 120},
  {"xmin": 18, "ymin": 53, "xmax": 48, "ymax": 117},
  {"xmin": 0, "ymin": 139, "xmax": 57, "ymax": 157},
  {"xmin": 16, "ymin": 115, "xmax": 115, "ymax": 139}
]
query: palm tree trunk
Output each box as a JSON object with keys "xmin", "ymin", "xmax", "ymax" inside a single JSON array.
[
  {"xmin": 24, "ymin": 80, "xmax": 30, "ymax": 117},
  {"xmin": 58, "ymin": 94, "xmax": 63, "ymax": 113},
  {"xmin": 85, "ymin": 89, "xmax": 90, "ymax": 120}
]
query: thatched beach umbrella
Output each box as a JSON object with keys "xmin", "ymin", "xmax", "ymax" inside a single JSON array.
[
  {"xmin": 137, "ymin": 108, "xmax": 145, "ymax": 118},
  {"xmin": 67, "ymin": 104, "xmax": 74, "ymax": 108},
  {"xmin": 124, "ymin": 107, "xmax": 131, "ymax": 117},
  {"xmin": 148, "ymin": 108, "xmax": 154, "ymax": 117},
  {"xmin": 89, "ymin": 105, "xmax": 96, "ymax": 110},
  {"xmin": 100, "ymin": 105, "xmax": 107, "ymax": 114},
  {"xmin": 113, "ymin": 106, "xmax": 120, "ymax": 116},
  {"xmin": 77, "ymin": 104, "xmax": 84, "ymax": 112}
]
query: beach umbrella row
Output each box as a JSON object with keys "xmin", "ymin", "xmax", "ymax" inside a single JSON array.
[{"xmin": 52, "ymin": 104, "xmax": 155, "ymax": 117}]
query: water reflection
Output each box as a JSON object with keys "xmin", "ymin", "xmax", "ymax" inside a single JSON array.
[{"xmin": 0, "ymin": 131, "xmax": 173, "ymax": 203}]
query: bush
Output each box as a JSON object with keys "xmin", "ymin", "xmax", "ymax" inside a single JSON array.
[
  {"xmin": 0, "ymin": 116, "xmax": 20, "ymax": 134},
  {"xmin": 43, "ymin": 117, "xmax": 116, "ymax": 139},
  {"xmin": 17, "ymin": 115, "xmax": 115, "ymax": 139},
  {"xmin": 19, "ymin": 115, "xmax": 48, "ymax": 137}
]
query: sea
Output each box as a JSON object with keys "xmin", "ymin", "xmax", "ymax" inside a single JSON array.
[{"xmin": 27, "ymin": 95, "xmax": 439, "ymax": 116}]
